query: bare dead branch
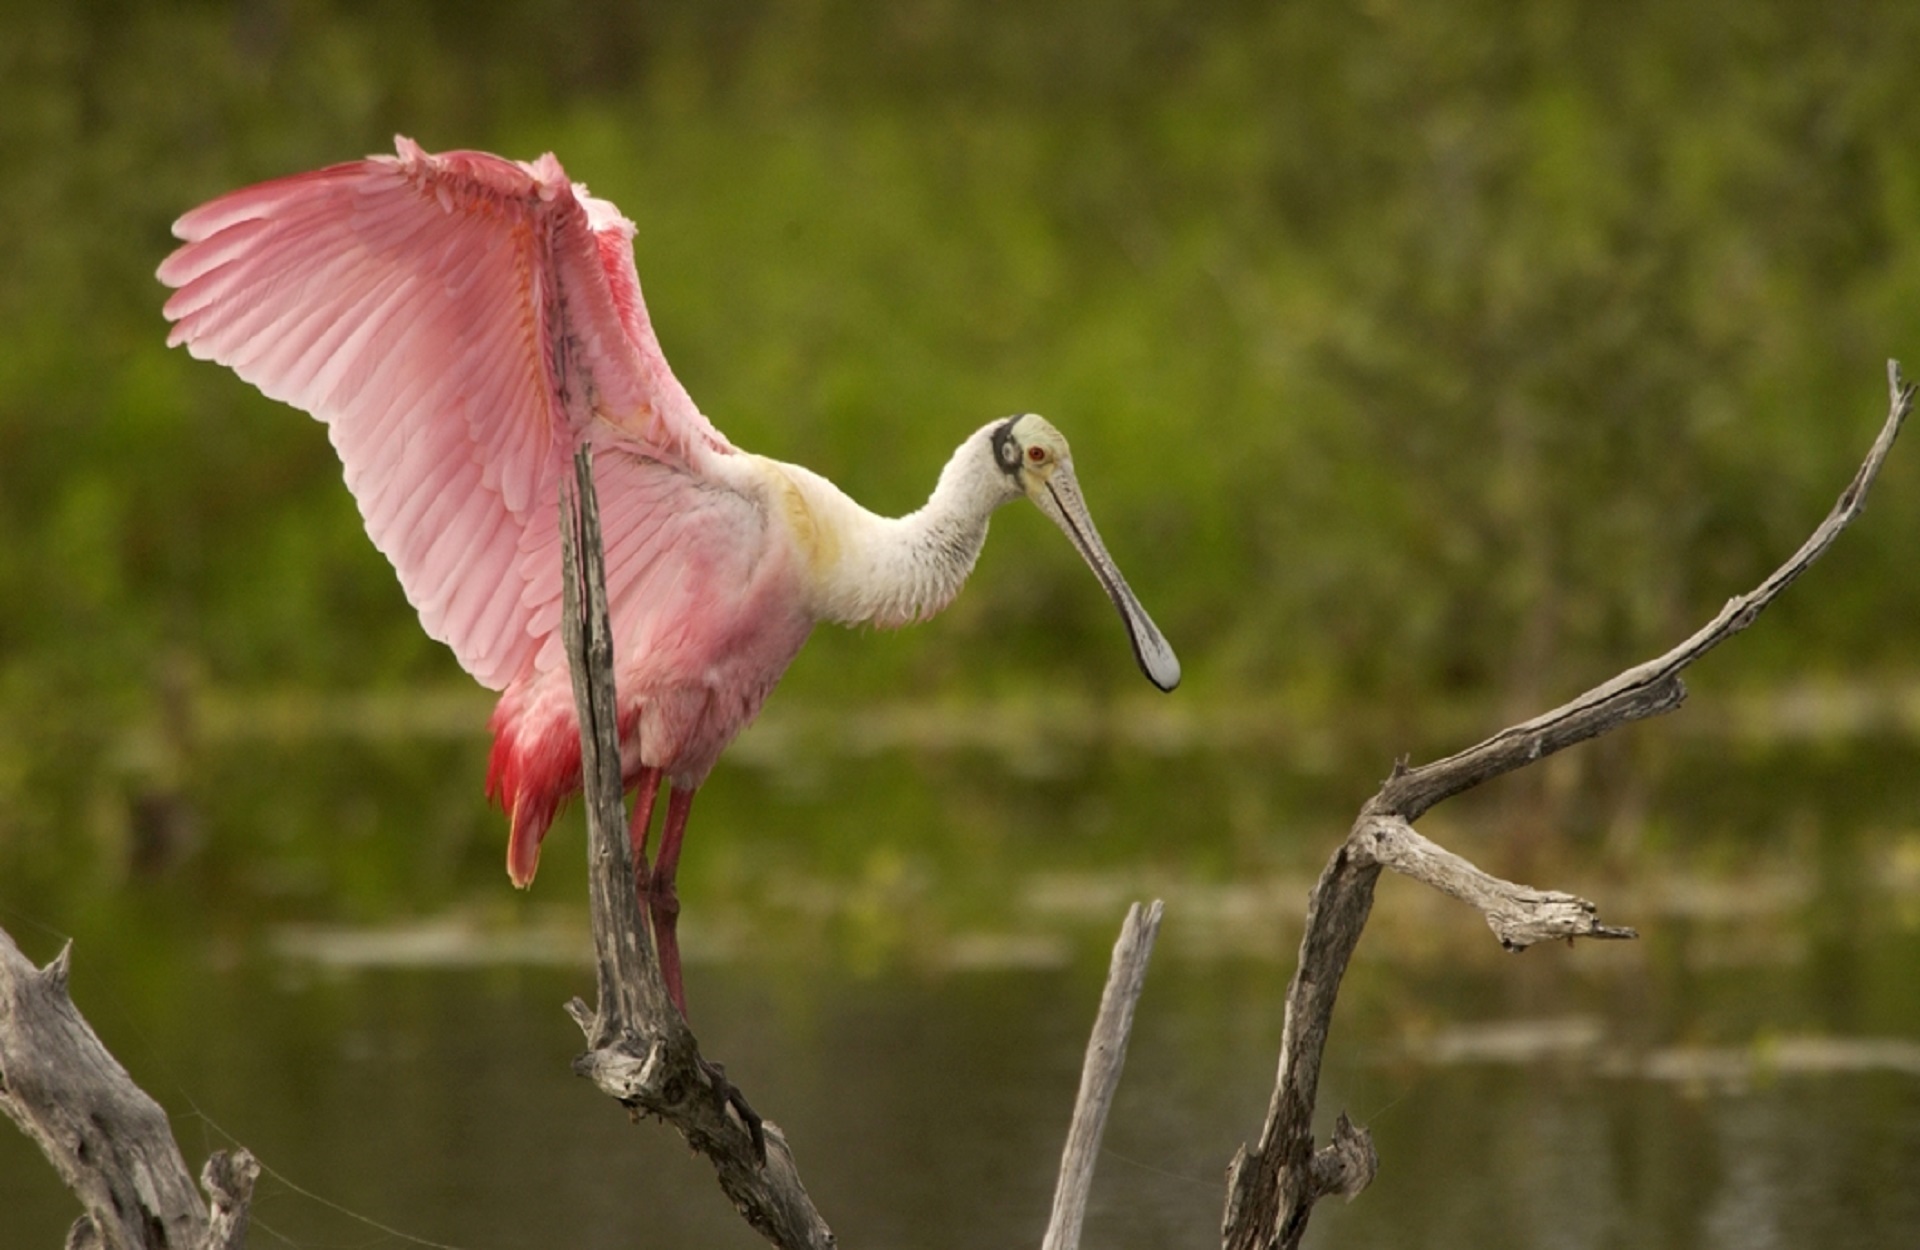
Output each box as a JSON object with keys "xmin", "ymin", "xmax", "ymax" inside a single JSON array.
[
  {"xmin": 1222, "ymin": 362, "xmax": 1914, "ymax": 1250},
  {"xmin": 1043, "ymin": 899, "xmax": 1165, "ymax": 1250},
  {"xmin": 198, "ymin": 1149, "xmax": 261, "ymax": 1250},
  {"xmin": 558, "ymin": 446, "xmax": 836, "ymax": 1250},
  {"xmin": 1378, "ymin": 359, "xmax": 1914, "ymax": 824},
  {"xmin": 1222, "ymin": 846, "xmax": 1380, "ymax": 1250},
  {"xmin": 1353, "ymin": 815, "xmax": 1637, "ymax": 949},
  {"xmin": 558, "ymin": 444, "xmax": 672, "ymax": 1042},
  {"xmin": 1307, "ymin": 1113, "xmax": 1376, "ymax": 1204},
  {"xmin": 0, "ymin": 927, "xmax": 256, "ymax": 1250}
]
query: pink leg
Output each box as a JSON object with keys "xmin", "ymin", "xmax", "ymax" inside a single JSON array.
[
  {"xmin": 627, "ymin": 767, "xmax": 662, "ymax": 899},
  {"xmin": 644, "ymin": 783, "xmax": 759, "ymax": 1154},
  {"xmin": 650, "ymin": 784, "xmax": 697, "ymax": 1016}
]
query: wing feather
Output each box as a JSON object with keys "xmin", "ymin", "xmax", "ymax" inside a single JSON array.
[{"xmin": 160, "ymin": 136, "xmax": 750, "ymax": 690}]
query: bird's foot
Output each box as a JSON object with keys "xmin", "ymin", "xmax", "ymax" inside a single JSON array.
[{"xmin": 700, "ymin": 1056, "xmax": 766, "ymax": 1164}]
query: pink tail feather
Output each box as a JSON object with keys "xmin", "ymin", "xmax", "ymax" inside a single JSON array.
[
  {"xmin": 487, "ymin": 707, "xmax": 579, "ymax": 888},
  {"xmin": 506, "ymin": 792, "xmax": 562, "ymax": 887}
]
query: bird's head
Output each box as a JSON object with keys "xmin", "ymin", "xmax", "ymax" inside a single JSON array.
[{"xmin": 990, "ymin": 414, "xmax": 1181, "ymax": 692}]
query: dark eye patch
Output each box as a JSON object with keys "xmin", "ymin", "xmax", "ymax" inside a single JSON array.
[{"xmin": 991, "ymin": 418, "xmax": 1023, "ymax": 474}]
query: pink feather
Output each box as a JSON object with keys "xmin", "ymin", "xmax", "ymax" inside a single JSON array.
[{"xmin": 160, "ymin": 137, "xmax": 813, "ymax": 885}]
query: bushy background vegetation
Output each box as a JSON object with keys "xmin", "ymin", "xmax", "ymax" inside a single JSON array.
[{"xmin": 5, "ymin": 0, "xmax": 1920, "ymax": 911}]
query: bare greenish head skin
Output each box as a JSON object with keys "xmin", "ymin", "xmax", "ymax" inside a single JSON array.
[{"xmin": 992, "ymin": 414, "xmax": 1181, "ymax": 692}]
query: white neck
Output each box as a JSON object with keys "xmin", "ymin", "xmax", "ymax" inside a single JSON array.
[{"xmin": 777, "ymin": 425, "xmax": 1020, "ymax": 628}]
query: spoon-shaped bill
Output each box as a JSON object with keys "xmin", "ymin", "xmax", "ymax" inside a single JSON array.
[{"xmin": 1030, "ymin": 465, "xmax": 1181, "ymax": 691}]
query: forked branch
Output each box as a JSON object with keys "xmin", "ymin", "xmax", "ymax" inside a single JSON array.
[{"xmin": 1221, "ymin": 362, "xmax": 1914, "ymax": 1250}]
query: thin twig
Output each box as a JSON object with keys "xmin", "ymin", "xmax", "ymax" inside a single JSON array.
[
  {"xmin": 1043, "ymin": 899, "xmax": 1166, "ymax": 1250},
  {"xmin": 1379, "ymin": 359, "xmax": 1915, "ymax": 824},
  {"xmin": 1222, "ymin": 362, "xmax": 1915, "ymax": 1250}
]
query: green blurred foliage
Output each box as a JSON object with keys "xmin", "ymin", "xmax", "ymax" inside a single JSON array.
[{"xmin": 5, "ymin": 0, "xmax": 1920, "ymax": 901}]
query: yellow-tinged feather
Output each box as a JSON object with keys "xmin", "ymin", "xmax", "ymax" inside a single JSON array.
[{"xmin": 752, "ymin": 457, "xmax": 843, "ymax": 578}]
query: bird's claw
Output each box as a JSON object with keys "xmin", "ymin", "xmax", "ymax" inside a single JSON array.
[{"xmin": 700, "ymin": 1057, "xmax": 766, "ymax": 1164}]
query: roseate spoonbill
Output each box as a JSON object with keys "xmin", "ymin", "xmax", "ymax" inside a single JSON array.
[{"xmin": 158, "ymin": 137, "xmax": 1179, "ymax": 1011}]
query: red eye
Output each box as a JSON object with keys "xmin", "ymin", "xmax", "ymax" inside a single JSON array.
[{"xmin": 1027, "ymin": 446, "xmax": 1047, "ymax": 463}]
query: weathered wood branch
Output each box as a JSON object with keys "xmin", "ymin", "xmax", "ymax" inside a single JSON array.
[
  {"xmin": 1354, "ymin": 815, "xmax": 1637, "ymax": 949},
  {"xmin": 1378, "ymin": 362, "xmax": 1913, "ymax": 825},
  {"xmin": 1043, "ymin": 899, "xmax": 1165, "ymax": 1250},
  {"xmin": 1221, "ymin": 362, "xmax": 1914, "ymax": 1250},
  {"xmin": 0, "ymin": 927, "xmax": 257, "ymax": 1250},
  {"xmin": 196, "ymin": 1150, "xmax": 260, "ymax": 1250},
  {"xmin": 557, "ymin": 446, "xmax": 837, "ymax": 1250}
]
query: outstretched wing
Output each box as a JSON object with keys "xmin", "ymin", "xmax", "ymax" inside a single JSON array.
[{"xmin": 159, "ymin": 136, "xmax": 749, "ymax": 690}]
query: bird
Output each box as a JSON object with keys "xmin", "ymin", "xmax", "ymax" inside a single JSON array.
[{"xmin": 158, "ymin": 136, "xmax": 1180, "ymax": 1013}]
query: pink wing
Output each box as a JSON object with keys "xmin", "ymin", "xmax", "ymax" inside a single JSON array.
[{"xmin": 159, "ymin": 136, "xmax": 753, "ymax": 690}]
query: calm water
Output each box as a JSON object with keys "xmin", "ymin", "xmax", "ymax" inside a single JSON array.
[
  {"xmin": 6, "ymin": 893, "xmax": 1920, "ymax": 1247},
  {"xmin": 5, "ymin": 726, "xmax": 1920, "ymax": 1248}
]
